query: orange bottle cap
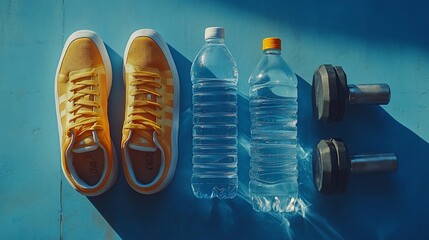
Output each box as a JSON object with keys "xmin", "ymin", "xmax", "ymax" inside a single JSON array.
[{"xmin": 262, "ymin": 37, "xmax": 281, "ymax": 51}]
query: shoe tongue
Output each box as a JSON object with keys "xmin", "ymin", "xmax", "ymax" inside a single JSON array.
[
  {"xmin": 129, "ymin": 131, "xmax": 157, "ymax": 152},
  {"xmin": 72, "ymin": 131, "xmax": 99, "ymax": 153},
  {"xmin": 127, "ymin": 66, "xmax": 159, "ymax": 153}
]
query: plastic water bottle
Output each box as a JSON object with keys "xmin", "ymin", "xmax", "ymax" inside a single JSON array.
[
  {"xmin": 248, "ymin": 38, "xmax": 298, "ymax": 212},
  {"xmin": 190, "ymin": 27, "xmax": 239, "ymax": 199}
]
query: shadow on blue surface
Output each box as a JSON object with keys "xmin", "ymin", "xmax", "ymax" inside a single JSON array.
[
  {"xmin": 293, "ymin": 76, "xmax": 429, "ymax": 239},
  {"xmin": 88, "ymin": 44, "xmax": 429, "ymax": 239}
]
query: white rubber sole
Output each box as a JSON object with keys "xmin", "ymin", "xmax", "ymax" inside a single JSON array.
[
  {"xmin": 55, "ymin": 30, "xmax": 117, "ymax": 196},
  {"xmin": 123, "ymin": 29, "xmax": 180, "ymax": 194}
]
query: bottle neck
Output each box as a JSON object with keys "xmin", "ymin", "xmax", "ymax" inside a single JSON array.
[
  {"xmin": 263, "ymin": 48, "xmax": 281, "ymax": 55},
  {"xmin": 205, "ymin": 38, "xmax": 225, "ymax": 44}
]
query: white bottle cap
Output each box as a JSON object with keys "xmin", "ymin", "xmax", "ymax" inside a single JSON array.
[{"xmin": 205, "ymin": 27, "xmax": 225, "ymax": 40}]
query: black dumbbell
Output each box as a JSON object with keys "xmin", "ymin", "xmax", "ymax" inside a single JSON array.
[
  {"xmin": 312, "ymin": 139, "xmax": 398, "ymax": 194},
  {"xmin": 312, "ymin": 64, "xmax": 391, "ymax": 122}
]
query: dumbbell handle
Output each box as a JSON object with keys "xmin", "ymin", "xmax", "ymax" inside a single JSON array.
[
  {"xmin": 348, "ymin": 84, "xmax": 391, "ymax": 105},
  {"xmin": 351, "ymin": 153, "xmax": 398, "ymax": 173}
]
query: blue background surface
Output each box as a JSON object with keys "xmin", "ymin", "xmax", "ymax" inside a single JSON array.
[{"xmin": 1, "ymin": 0, "xmax": 429, "ymax": 239}]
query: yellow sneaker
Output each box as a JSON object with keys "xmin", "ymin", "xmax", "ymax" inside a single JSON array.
[
  {"xmin": 55, "ymin": 30, "xmax": 117, "ymax": 196},
  {"xmin": 122, "ymin": 29, "xmax": 179, "ymax": 194}
]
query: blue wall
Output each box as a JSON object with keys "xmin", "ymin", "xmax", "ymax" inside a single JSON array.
[{"xmin": 1, "ymin": 0, "xmax": 428, "ymax": 239}]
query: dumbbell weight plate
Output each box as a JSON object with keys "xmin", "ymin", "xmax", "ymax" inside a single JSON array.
[
  {"xmin": 331, "ymin": 139, "xmax": 351, "ymax": 194},
  {"xmin": 313, "ymin": 140, "xmax": 339, "ymax": 194},
  {"xmin": 333, "ymin": 66, "xmax": 348, "ymax": 121},
  {"xmin": 312, "ymin": 64, "xmax": 340, "ymax": 122}
]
